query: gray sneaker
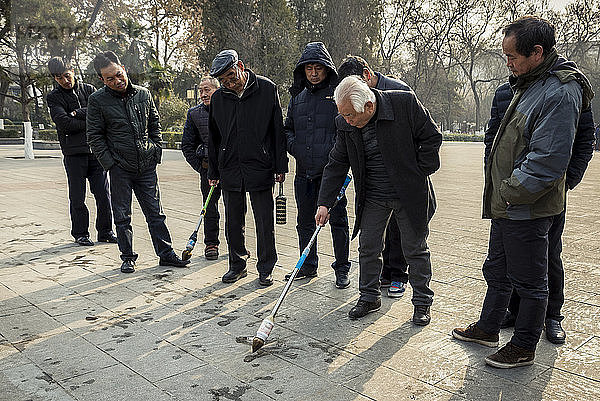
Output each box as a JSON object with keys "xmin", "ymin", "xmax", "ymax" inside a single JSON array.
[{"xmin": 387, "ymin": 281, "xmax": 406, "ymax": 298}]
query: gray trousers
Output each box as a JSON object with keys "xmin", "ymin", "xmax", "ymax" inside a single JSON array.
[{"xmin": 358, "ymin": 198, "xmax": 434, "ymax": 305}]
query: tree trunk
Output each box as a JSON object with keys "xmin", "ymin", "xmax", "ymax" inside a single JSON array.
[{"xmin": 0, "ymin": 80, "xmax": 9, "ymax": 115}]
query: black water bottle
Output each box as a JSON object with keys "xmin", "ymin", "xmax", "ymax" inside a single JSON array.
[{"xmin": 275, "ymin": 182, "xmax": 286, "ymax": 225}]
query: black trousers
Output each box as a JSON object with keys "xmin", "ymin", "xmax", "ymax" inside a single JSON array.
[
  {"xmin": 222, "ymin": 188, "xmax": 276, "ymax": 274},
  {"xmin": 199, "ymin": 168, "xmax": 221, "ymax": 246},
  {"xmin": 508, "ymin": 210, "xmax": 566, "ymax": 321},
  {"xmin": 477, "ymin": 217, "xmax": 553, "ymax": 351},
  {"xmin": 294, "ymin": 175, "xmax": 350, "ymax": 274},
  {"xmin": 109, "ymin": 166, "xmax": 173, "ymax": 261},
  {"xmin": 63, "ymin": 154, "xmax": 113, "ymax": 239},
  {"xmin": 381, "ymin": 216, "xmax": 409, "ymax": 283}
]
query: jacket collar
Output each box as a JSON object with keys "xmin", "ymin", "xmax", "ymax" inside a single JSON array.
[
  {"xmin": 105, "ymin": 82, "xmax": 137, "ymax": 98},
  {"xmin": 220, "ymin": 68, "xmax": 258, "ymax": 99},
  {"xmin": 56, "ymin": 78, "xmax": 80, "ymax": 94}
]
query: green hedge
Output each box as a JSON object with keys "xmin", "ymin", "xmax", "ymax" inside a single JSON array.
[
  {"xmin": 443, "ymin": 132, "xmax": 484, "ymax": 142},
  {"xmin": 38, "ymin": 129, "xmax": 58, "ymax": 141},
  {"xmin": 162, "ymin": 131, "xmax": 182, "ymax": 149},
  {"xmin": 0, "ymin": 129, "xmax": 21, "ymax": 138},
  {"xmin": 3, "ymin": 124, "xmax": 23, "ymax": 133}
]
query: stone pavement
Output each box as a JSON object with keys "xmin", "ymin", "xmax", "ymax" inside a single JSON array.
[{"xmin": 0, "ymin": 142, "xmax": 599, "ymax": 401}]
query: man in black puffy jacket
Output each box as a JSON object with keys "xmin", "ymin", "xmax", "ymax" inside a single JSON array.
[
  {"xmin": 181, "ymin": 76, "xmax": 222, "ymax": 260},
  {"xmin": 87, "ymin": 51, "xmax": 189, "ymax": 273},
  {"xmin": 284, "ymin": 42, "xmax": 351, "ymax": 289},
  {"xmin": 46, "ymin": 57, "xmax": 116, "ymax": 247},
  {"xmin": 485, "ymin": 60, "xmax": 595, "ymax": 345}
]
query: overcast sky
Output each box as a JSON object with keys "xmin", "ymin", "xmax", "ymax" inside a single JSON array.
[{"xmin": 549, "ymin": 0, "xmax": 571, "ymax": 10}]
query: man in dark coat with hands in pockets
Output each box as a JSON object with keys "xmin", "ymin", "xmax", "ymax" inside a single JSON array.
[
  {"xmin": 207, "ymin": 50, "xmax": 288, "ymax": 287},
  {"xmin": 316, "ymin": 76, "xmax": 441, "ymax": 325}
]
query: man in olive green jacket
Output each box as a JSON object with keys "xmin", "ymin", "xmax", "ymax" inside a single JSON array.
[
  {"xmin": 87, "ymin": 51, "xmax": 189, "ymax": 273},
  {"xmin": 453, "ymin": 16, "xmax": 593, "ymax": 369}
]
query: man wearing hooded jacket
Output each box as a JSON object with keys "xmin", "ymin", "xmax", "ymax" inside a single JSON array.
[
  {"xmin": 452, "ymin": 16, "xmax": 594, "ymax": 368},
  {"xmin": 284, "ymin": 42, "xmax": 351, "ymax": 289},
  {"xmin": 485, "ymin": 71, "xmax": 595, "ymax": 345}
]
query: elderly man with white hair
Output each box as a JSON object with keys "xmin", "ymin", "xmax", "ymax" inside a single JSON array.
[{"xmin": 315, "ymin": 76, "xmax": 442, "ymax": 324}]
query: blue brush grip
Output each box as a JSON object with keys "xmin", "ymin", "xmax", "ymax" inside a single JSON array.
[{"xmin": 294, "ymin": 253, "xmax": 308, "ymax": 270}]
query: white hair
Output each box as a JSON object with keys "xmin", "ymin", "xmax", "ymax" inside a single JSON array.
[
  {"xmin": 334, "ymin": 75, "xmax": 375, "ymax": 113},
  {"xmin": 200, "ymin": 76, "xmax": 220, "ymax": 88}
]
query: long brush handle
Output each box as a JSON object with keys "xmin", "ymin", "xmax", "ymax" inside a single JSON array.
[
  {"xmin": 192, "ymin": 184, "xmax": 216, "ymax": 234},
  {"xmin": 271, "ymin": 174, "xmax": 352, "ymax": 318}
]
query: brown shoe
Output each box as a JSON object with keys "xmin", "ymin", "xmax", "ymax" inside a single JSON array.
[
  {"xmin": 485, "ymin": 342, "xmax": 535, "ymax": 368},
  {"xmin": 452, "ymin": 323, "xmax": 499, "ymax": 347},
  {"xmin": 204, "ymin": 245, "xmax": 219, "ymax": 260}
]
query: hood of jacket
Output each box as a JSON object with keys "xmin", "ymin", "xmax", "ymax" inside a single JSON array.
[
  {"xmin": 289, "ymin": 42, "xmax": 337, "ymax": 97},
  {"xmin": 550, "ymin": 56, "xmax": 594, "ymax": 110}
]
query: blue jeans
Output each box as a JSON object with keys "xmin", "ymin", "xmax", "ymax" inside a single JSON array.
[
  {"xmin": 109, "ymin": 166, "xmax": 173, "ymax": 261},
  {"xmin": 477, "ymin": 217, "xmax": 553, "ymax": 351},
  {"xmin": 294, "ymin": 175, "xmax": 350, "ymax": 273}
]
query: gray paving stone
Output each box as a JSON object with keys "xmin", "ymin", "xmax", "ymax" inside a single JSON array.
[
  {"xmin": 20, "ymin": 331, "xmax": 117, "ymax": 381},
  {"xmin": 156, "ymin": 365, "xmax": 272, "ymax": 401},
  {"xmin": 0, "ymin": 362, "xmax": 75, "ymax": 401},
  {"xmin": 59, "ymin": 363, "xmax": 173, "ymax": 401},
  {"xmin": 98, "ymin": 328, "xmax": 205, "ymax": 382},
  {"xmin": 0, "ymin": 305, "xmax": 63, "ymax": 343}
]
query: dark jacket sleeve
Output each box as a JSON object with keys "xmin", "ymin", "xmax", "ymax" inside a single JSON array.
[
  {"xmin": 147, "ymin": 94, "xmax": 162, "ymax": 163},
  {"xmin": 484, "ymin": 92, "xmax": 501, "ymax": 166},
  {"xmin": 86, "ymin": 94, "xmax": 115, "ymax": 171},
  {"xmin": 208, "ymin": 106, "xmax": 221, "ymax": 181},
  {"xmin": 566, "ymin": 106, "xmax": 595, "ymax": 189},
  {"xmin": 284, "ymin": 97, "xmax": 297, "ymax": 157},
  {"xmin": 181, "ymin": 109, "xmax": 202, "ymax": 173},
  {"xmin": 409, "ymin": 94, "xmax": 442, "ymax": 176},
  {"xmin": 318, "ymin": 130, "xmax": 351, "ymax": 208},
  {"xmin": 273, "ymin": 86, "xmax": 289, "ymax": 174},
  {"xmin": 485, "ymin": 83, "xmax": 513, "ymax": 166},
  {"xmin": 47, "ymin": 91, "xmax": 86, "ymax": 135}
]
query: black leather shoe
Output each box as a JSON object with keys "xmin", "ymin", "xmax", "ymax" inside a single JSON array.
[
  {"xmin": 335, "ymin": 270, "xmax": 350, "ymax": 289},
  {"xmin": 412, "ymin": 305, "xmax": 431, "ymax": 326},
  {"xmin": 159, "ymin": 252, "xmax": 191, "ymax": 268},
  {"xmin": 545, "ymin": 319, "xmax": 566, "ymax": 344},
  {"xmin": 348, "ymin": 299, "xmax": 381, "ymax": 319},
  {"xmin": 98, "ymin": 232, "xmax": 118, "ymax": 243},
  {"xmin": 75, "ymin": 236, "xmax": 94, "ymax": 246},
  {"xmin": 285, "ymin": 269, "xmax": 317, "ymax": 281},
  {"xmin": 500, "ymin": 310, "xmax": 517, "ymax": 329},
  {"xmin": 222, "ymin": 269, "xmax": 248, "ymax": 283},
  {"xmin": 120, "ymin": 259, "xmax": 135, "ymax": 273},
  {"xmin": 258, "ymin": 272, "xmax": 273, "ymax": 286}
]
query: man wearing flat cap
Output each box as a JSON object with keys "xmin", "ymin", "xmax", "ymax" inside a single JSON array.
[{"xmin": 207, "ymin": 49, "xmax": 288, "ymax": 286}]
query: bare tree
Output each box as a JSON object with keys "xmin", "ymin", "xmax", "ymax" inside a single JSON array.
[{"xmin": 377, "ymin": 0, "xmax": 418, "ymax": 74}]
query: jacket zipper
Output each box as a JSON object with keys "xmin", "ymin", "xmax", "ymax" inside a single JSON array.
[{"xmin": 122, "ymin": 95, "xmax": 141, "ymax": 173}]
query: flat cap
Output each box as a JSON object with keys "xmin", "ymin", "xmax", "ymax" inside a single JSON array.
[{"xmin": 210, "ymin": 50, "xmax": 238, "ymax": 77}]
